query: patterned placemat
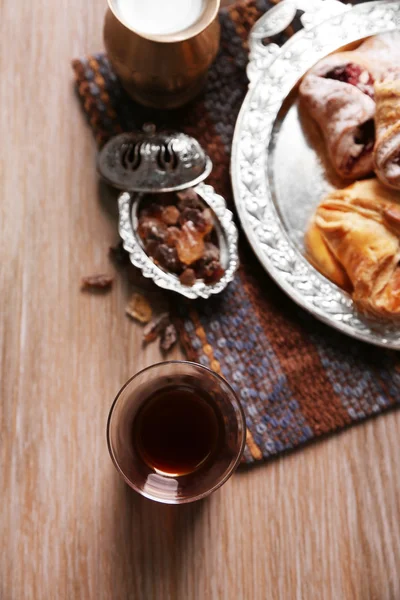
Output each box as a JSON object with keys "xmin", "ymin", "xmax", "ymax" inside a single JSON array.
[{"xmin": 72, "ymin": 0, "xmax": 400, "ymax": 464}]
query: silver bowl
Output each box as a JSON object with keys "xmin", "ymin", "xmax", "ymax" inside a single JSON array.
[
  {"xmin": 118, "ymin": 182, "xmax": 239, "ymax": 300},
  {"xmin": 99, "ymin": 126, "xmax": 239, "ymax": 299}
]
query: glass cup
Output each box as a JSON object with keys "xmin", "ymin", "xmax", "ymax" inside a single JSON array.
[{"xmin": 107, "ymin": 361, "xmax": 246, "ymax": 504}]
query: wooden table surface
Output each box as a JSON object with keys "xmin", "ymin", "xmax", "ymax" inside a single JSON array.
[{"xmin": 2, "ymin": 1, "xmax": 400, "ymax": 598}]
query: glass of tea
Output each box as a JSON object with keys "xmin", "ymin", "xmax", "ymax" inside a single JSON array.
[{"xmin": 107, "ymin": 361, "xmax": 246, "ymax": 504}]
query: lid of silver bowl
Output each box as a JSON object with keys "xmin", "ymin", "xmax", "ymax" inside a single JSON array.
[{"xmin": 97, "ymin": 124, "xmax": 212, "ymax": 193}]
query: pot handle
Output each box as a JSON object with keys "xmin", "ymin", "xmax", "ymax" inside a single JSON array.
[{"xmin": 247, "ymin": 0, "xmax": 351, "ymax": 84}]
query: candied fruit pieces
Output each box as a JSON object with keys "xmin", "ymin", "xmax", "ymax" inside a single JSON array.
[
  {"xmin": 144, "ymin": 239, "xmax": 158, "ymax": 256},
  {"xmin": 142, "ymin": 312, "xmax": 177, "ymax": 353},
  {"xmin": 154, "ymin": 244, "xmax": 181, "ymax": 273},
  {"xmin": 165, "ymin": 226, "xmax": 180, "ymax": 248},
  {"xmin": 195, "ymin": 242, "xmax": 224, "ymax": 284},
  {"xmin": 137, "ymin": 189, "xmax": 225, "ymax": 286},
  {"xmin": 125, "ymin": 292, "xmax": 152, "ymax": 323},
  {"xmin": 137, "ymin": 217, "xmax": 168, "ymax": 243},
  {"xmin": 178, "ymin": 207, "xmax": 213, "ymax": 235},
  {"xmin": 160, "ymin": 323, "xmax": 178, "ymax": 352},
  {"xmin": 204, "ymin": 263, "xmax": 224, "ymax": 284},
  {"xmin": 161, "ymin": 205, "xmax": 180, "ymax": 225},
  {"xmin": 143, "ymin": 312, "xmax": 170, "ymax": 343},
  {"xmin": 81, "ymin": 273, "xmax": 113, "ymax": 291},
  {"xmin": 203, "ymin": 242, "xmax": 220, "ymax": 262},
  {"xmin": 201, "ymin": 209, "xmax": 214, "ymax": 235},
  {"xmin": 176, "ymin": 188, "xmax": 203, "ymax": 210},
  {"xmin": 139, "ymin": 202, "xmax": 163, "ymax": 219},
  {"xmin": 179, "ymin": 268, "xmax": 196, "ymax": 286},
  {"xmin": 175, "ymin": 221, "xmax": 205, "ymax": 265}
]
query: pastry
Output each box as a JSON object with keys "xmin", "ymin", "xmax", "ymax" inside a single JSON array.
[
  {"xmin": 299, "ymin": 33, "xmax": 400, "ymax": 181},
  {"xmin": 306, "ymin": 179, "xmax": 400, "ymax": 319},
  {"xmin": 357, "ymin": 32, "xmax": 400, "ymax": 79},
  {"xmin": 374, "ymin": 75, "xmax": 400, "ymax": 190},
  {"xmin": 300, "ymin": 51, "xmax": 377, "ymax": 179},
  {"xmin": 305, "ymin": 221, "xmax": 352, "ymax": 292}
]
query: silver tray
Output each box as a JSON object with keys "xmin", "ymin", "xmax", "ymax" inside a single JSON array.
[{"xmin": 231, "ymin": 0, "xmax": 400, "ymax": 349}]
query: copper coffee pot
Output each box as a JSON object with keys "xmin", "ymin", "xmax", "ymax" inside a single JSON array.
[{"xmin": 103, "ymin": 0, "xmax": 221, "ymax": 109}]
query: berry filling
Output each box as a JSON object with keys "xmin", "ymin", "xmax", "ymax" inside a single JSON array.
[
  {"xmin": 344, "ymin": 119, "xmax": 375, "ymax": 173},
  {"xmin": 325, "ymin": 63, "xmax": 375, "ymax": 98}
]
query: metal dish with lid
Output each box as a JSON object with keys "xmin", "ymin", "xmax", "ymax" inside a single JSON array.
[{"xmin": 98, "ymin": 125, "xmax": 239, "ymax": 299}]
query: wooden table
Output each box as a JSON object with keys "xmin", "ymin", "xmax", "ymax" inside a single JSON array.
[{"xmin": 2, "ymin": 1, "xmax": 400, "ymax": 598}]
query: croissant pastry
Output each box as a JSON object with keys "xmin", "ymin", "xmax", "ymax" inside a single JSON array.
[
  {"xmin": 299, "ymin": 33, "xmax": 400, "ymax": 181},
  {"xmin": 374, "ymin": 76, "xmax": 400, "ymax": 190},
  {"xmin": 306, "ymin": 179, "xmax": 400, "ymax": 319}
]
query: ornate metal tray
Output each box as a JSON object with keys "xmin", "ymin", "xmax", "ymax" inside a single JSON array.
[{"xmin": 231, "ymin": 0, "xmax": 400, "ymax": 349}]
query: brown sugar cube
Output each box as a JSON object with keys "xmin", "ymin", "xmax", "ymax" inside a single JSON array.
[
  {"xmin": 81, "ymin": 273, "xmax": 113, "ymax": 291},
  {"xmin": 125, "ymin": 293, "xmax": 153, "ymax": 324},
  {"xmin": 161, "ymin": 205, "xmax": 180, "ymax": 226},
  {"xmin": 179, "ymin": 268, "xmax": 196, "ymax": 287}
]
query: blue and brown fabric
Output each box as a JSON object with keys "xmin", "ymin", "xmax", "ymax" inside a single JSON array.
[{"xmin": 72, "ymin": 0, "xmax": 400, "ymax": 464}]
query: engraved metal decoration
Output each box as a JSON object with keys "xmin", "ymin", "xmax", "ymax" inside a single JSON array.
[
  {"xmin": 118, "ymin": 183, "xmax": 239, "ymax": 300},
  {"xmin": 98, "ymin": 124, "xmax": 213, "ymax": 192},
  {"xmin": 99, "ymin": 125, "xmax": 239, "ymax": 298},
  {"xmin": 232, "ymin": 0, "xmax": 400, "ymax": 348},
  {"xmin": 247, "ymin": 0, "xmax": 351, "ymax": 83}
]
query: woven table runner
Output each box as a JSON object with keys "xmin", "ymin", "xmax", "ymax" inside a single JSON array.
[{"xmin": 72, "ymin": 0, "xmax": 400, "ymax": 464}]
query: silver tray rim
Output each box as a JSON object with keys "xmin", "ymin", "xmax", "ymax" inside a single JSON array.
[{"xmin": 231, "ymin": 0, "xmax": 400, "ymax": 349}]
